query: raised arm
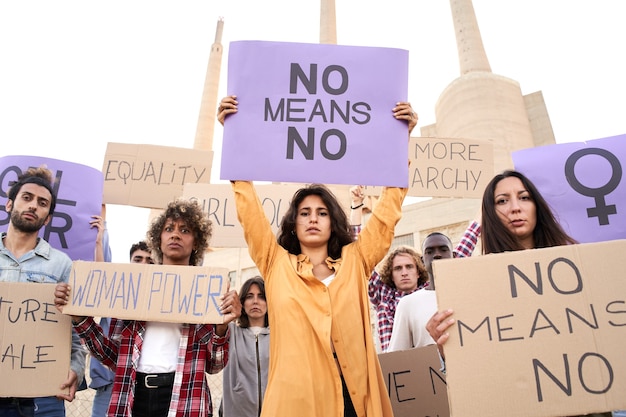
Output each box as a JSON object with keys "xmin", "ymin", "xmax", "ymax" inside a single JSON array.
[
  {"xmin": 349, "ymin": 185, "xmax": 365, "ymax": 241},
  {"xmin": 231, "ymin": 180, "xmax": 279, "ymax": 278},
  {"xmin": 354, "ymin": 186, "xmax": 407, "ymax": 273}
]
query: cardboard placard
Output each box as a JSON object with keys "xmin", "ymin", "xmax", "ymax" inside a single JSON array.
[
  {"xmin": 183, "ymin": 183, "xmax": 351, "ymax": 248},
  {"xmin": 408, "ymin": 137, "xmax": 494, "ymax": 198},
  {"xmin": 183, "ymin": 183, "xmax": 299, "ymax": 248},
  {"xmin": 63, "ymin": 261, "xmax": 229, "ymax": 323},
  {"xmin": 361, "ymin": 185, "xmax": 383, "ymax": 197},
  {"xmin": 0, "ymin": 282, "xmax": 71, "ymax": 397},
  {"xmin": 433, "ymin": 240, "xmax": 626, "ymax": 417},
  {"xmin": 102, "ymin": 142, "xmax": 213, "ymax": 209},
  {"xmin": 378, "ymin": 344, "xmax": 450, "ymax": 417},
  {"xmin": 221, "ymin": 40, "xmax": 409, "ymax": 187}
]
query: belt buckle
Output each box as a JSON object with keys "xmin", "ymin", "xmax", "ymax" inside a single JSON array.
[{"xmin": 144, "ymin": 374, "xmax": 160, "ymax": 389}]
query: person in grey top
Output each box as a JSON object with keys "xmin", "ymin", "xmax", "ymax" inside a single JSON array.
[{"xmin": 221, "ymin": 276, "xmax": 270, "ymax": 417}]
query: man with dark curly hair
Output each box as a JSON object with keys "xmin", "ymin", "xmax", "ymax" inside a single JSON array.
[
  {"xmin": 0, "ymin": 165, "xmax": 87, "ymax": 417},
  {"xmin": 55, "ymin": 198, "xmax": 241, "ymax": 417}
]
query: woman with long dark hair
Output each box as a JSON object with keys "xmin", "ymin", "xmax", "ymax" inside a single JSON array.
[
  {"xmin": 426, "ymin": 170, "xmax": 612, "ymax": 417},
  {"xmin": 219, "ymin": 94, "xmax": 414, "ymax": 417},
  {"xmin": 221, "ymin": 276, "xmax": 269, "ymax": 417}
]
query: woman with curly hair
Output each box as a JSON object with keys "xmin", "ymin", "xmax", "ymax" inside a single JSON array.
[
  {"xmin": 55, "ymin": 199, "xmax": 241, "ymax": 417},
  {"xmin": 146, "ymin": 199, "xmax": 213, "ymax": 267}
]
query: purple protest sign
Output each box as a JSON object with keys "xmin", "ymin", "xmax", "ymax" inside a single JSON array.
[
  {"xmin": 512, "ymin": 134, "xmax": 626, "ymax": 243},
  {"xmin": 221, "ymin": 40, "xmax": 409, "ymax": 187},
  {"xmin": 0, "ymin": 156, "xmax": 103, "ymax": 260}
]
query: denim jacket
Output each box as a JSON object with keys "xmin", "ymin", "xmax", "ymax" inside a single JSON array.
[{"xmin": 0, "ymin": 232, "xmax": 86, "ymax": 383}]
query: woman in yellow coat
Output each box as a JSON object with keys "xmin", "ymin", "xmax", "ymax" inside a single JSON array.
[{"xmin": 219, "ymin": 95, "xmax": 415, "ymax": 417}]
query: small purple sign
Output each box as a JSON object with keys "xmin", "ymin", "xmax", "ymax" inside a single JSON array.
[
  {"xmin": 221, "ymin": 40, "xmax": 409, "ymax": 187},
  {"xmin": 0, "ymin": 156, "xmax": 103, "ymax": 260},
  {"xmin": 512, "ymin": 134, "xmax": 626, "ymax": 243}
]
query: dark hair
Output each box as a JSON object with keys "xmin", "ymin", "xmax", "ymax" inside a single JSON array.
[
  {"xmin": 277, "ymin": 184, "xmax": 352, "ymax": 259},
  {"xmin": 377, "ymin": 245, "xmax": 429, "ymax": 290},
  {"xmin": 422, "ymin": 232, "xmax": 453, "ymax": 251},
  {"xmin": 481, "ymin": 170, "xmax": 577, "ymax": 254},
  {"xmin": 129, "ymin": 241, "xmax": 150, "ymax": 259},
  {"xmin": 146, "ymin": 199, "xmax": 212, "ymax": 266},
  {"xmin": 8, "ymin": 166, "xmax": 57, "ymax": 215},
  {"xmin": 238, "ymin": 276, "xmax": 269, "ymax": 328}
]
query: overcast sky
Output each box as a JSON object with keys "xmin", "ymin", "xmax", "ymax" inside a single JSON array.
[{"xmin": 1, "ymin": 0, "xmax": 624, "ymax": 261}]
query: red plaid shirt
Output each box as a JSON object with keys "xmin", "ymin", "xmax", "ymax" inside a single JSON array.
[
  {"xmin": 74, "ymin": 318, "xmax": 229, "ymax": 417},
  {"xmin": 454, "ymin": 221, "xmax": 480, "ymax": 258},
  {"xmin": 368, "ymin": 221, "xmax": 480, "ymax": 351}
]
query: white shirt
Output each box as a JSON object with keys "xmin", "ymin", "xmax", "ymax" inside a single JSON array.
[
  {"xmin": 387, "ymin": 289, "xmax": 438, "ymax": 352},
  {"xmin": 137, "ymin": 321, "xmax": 182, "ymax": 372}
]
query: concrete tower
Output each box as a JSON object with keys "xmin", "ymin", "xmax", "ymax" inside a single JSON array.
[
  {"xmin": 400, "ymin": 0, "xmax": 557, "ymax": 252},
  {"xmin": 204, "ymin": 0, "xmax": 559, "ymax": 284},
  {"xmin": 421, "ymin": 0, "xmax": 555, "ymax": 172},
  {"xmin": 193, "ymin": 18, "xmax": 224, "ymax": 153},
  {"xmin": 320, "ymin": 0, "xmax": 337, "ymax": 44}
]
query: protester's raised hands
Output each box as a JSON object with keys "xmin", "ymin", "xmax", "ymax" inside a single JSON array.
[
  {"xmin": 350, "ymin": 185, "xmax": 365, "ymax": 208},
  {"xmin": 393, "ymin": 102, "xmax": 418, "ymax": 135},
  {"xmin": 217, "ymin": 95, "xmax": 238, "ymax": 126}
]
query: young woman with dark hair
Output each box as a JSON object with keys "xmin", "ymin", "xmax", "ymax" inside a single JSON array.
[
  {"xmin": 219, "ymin": 94, "xmax": 415, "ymax": 417},
  {"xmin": 426, "ymin": 170, "xmax": 612, "ymax": 417},
  {"xmin": 221, "ymin": 276, "xmax": 269, "ymax": 417},
  {"xmin": 429, "ymin": 170, "xmax": 579, "ymax": 349},
  {"xmin": 480, "ymin": 170, "xmax": 577, "ymax": 254}
]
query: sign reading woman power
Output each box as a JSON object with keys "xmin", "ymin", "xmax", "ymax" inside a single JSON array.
[
  {"xmin": 512, "ymin": 134, "xmax": 625, "ymax": 243},
  {"xmin": 221, "ymin": 40, "xmax": 409, "ymax": 187}
]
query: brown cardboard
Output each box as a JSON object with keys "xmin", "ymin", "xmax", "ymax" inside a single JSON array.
[
  {"xmin": 378, "ymin": 344, "xmax": 450, "ymax": 417},
  {"xmin": 408, "ymin": 137, "xmax": 493, "ymax": 198},
  {"xmin": 63, "ymin": 261, "xmax": 229, "ymax": 324},
  {"xmin": 183, "ymin": 183, "xmax": 300, "ymax": 248},
  {"xmin": 361, "ymin": 185, "xmax": 383, "ymax": 197},
  {"xmin": 183, "ymin": 183, "xmax": 352, "ymax": 248},
  {"xmin": 102, "ymin": 142, "xmax": 213, "ymax": 209},
  {"xmin": 433, "ymin": 240, "xmax": 626, "ymax": 417},
  {"xmin": 0, "ymin": 282, "xmax": 71, "ymax": 397}
]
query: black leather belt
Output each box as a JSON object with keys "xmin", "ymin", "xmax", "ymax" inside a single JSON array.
[
  {"xmin": 136, "ymin": 372, "xmax": 175, "ymax": 389},
  {"xmin": 0, "ymin": 398, "xmax": 34, "ymax": 406}
]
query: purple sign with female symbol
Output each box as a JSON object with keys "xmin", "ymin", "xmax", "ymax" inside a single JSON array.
[{"xmin": 512, "ymin": 134, "xmax": 625, "ymax": 243}]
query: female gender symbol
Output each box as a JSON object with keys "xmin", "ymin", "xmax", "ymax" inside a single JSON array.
[{"xmin": 564, "ymin": 147, "xmax": 621, "ymax": 226}]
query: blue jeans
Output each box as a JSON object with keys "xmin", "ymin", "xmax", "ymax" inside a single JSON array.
[
  {"xmin": 91, "ymin": 384, "xmax": 112, "ymax": 417},
  {"xmin": 0, "ymin": 398, "xmax": 35, "ymax": 417},
  {"xmin": 33, "ymin": 397, "xmax": 64, "ymax": 417}
]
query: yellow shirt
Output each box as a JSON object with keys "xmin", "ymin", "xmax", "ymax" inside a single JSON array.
[{"xmin": 232, "ymin": 181, "xmax": 407, "ymax": 417}]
